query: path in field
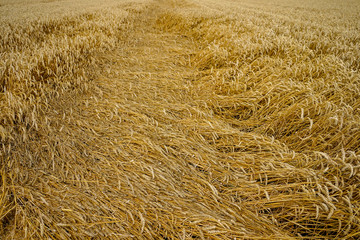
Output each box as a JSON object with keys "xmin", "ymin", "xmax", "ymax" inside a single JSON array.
[
  {"xmin": 3, "ymin": 0, "xmax": 359, "ymax": 239},
  {"xmin": 50, "ymin": 1, "xmax": 290, "ymax": 238},
  {"xmin": 5, "ymin": 1, "xmax": 297, "ymax": 239}
]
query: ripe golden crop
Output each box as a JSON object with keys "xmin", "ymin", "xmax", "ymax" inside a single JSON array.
[{"xmin": 1, "ymin": 0, "xmax": 359, "ymax": 239}]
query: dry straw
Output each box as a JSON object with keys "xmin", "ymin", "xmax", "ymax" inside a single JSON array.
[{"xmin": 1, "ymin": 0, "xmax": 359, "ymax": 239}]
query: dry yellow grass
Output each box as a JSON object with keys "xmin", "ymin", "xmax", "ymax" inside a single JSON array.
[{"xmin": 1, "ymin": 0, "xmax": 359, "ymax": 239}]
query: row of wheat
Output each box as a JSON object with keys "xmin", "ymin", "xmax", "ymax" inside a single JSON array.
[
  {"xmin": 0, "ymin": 0, "xmax": 146, "ymax": 238},
  {"xmin": 156, "ymin": 0, "xmax": 360, "ymax": 238},
  {"xmin": 1, "ymin": 0, "xmax": 359, "ymax": 238}
]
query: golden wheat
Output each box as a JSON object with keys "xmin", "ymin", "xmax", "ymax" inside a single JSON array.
[{"xmin": 1, "ymin": 0, "xmax": 359, "ymax": 239}]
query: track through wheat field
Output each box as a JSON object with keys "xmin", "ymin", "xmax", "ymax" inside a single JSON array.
[{"xmin": 1, "ymin": 0, "xmax": 360, "ymax": 239}]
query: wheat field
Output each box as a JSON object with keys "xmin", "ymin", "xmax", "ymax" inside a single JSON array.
[{"xmin": 1, "ymin": 0, "xmax": 359, "ymax": 239}]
